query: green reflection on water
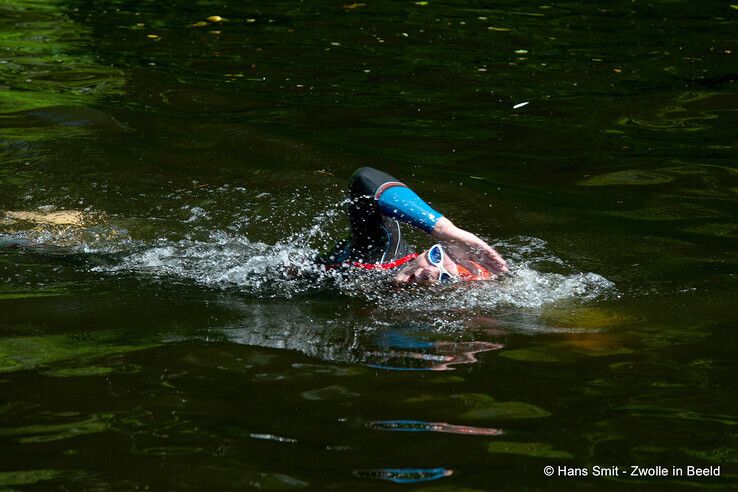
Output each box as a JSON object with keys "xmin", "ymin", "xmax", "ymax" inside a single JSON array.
[
  {"xmin": 580, "ymin": 163, "xmax": 738, "ymax": 190},
  {"xmin": 499, "ymin": 347, "xmax": 561, "ymax": 362},
  {"xmin": 0, "ymin": 0, "xmax": 125, "ymax": 115},
  {"xmin": 43, "ymin": 365, "xmax": 117, "ymax": 377},
  {"xmin": 405, "ymin": 393, "xmax": 551, "ymax": 420},
  {"xmin": 0, "ymin": 333, "xmax": 156, "ymax": 373},
  {"xmin": 619, "ymin": 405, "xmax": 738, "ymax": 427},
  {"xmin": 301, "ymin": 384, "xmax": 361, "ymax": 401},
  {"xmin": 0, "ymin": 166, "xmax": 36, "ymax": 187},
  {"xmin": 0, "ymin": 290, "xmax": 63, "ymax": 300},
  {"xmin": 461, "ymin": 401, "xmax": 551, "ymax": 420},
  {"xmin": 681, "ymin": 447, "xmax": 738, "ymax": 464},
  {"xmin": 134, "ymin": 446, "xmax": 204, "ymax": 456},
  {"xmin": 580, "ymin": 170, "xmax": 675, "ymax": 187},
  {"xmin": 487, "ymin": 441, "xmax": 572, "ymax": 459},
  {"xmin": 198, "ymin": 468, "xmax": 309, "ymax": 490},
  {"xmin": 0, "ymin": 414, "xmax": 111, "ymax": 443},
  {"xmin": 0, "ymin": 469, "xmax": 69, "ymax": 486}
]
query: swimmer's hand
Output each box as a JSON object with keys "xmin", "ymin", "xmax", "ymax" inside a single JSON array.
[{"xmin": 431, "ymin": 218, "xmax": 508, "ymax": 275}]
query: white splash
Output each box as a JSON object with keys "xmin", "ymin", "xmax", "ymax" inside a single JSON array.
[{"xmin": 3, "ymin": 194, "xmax": 614, "ymax": 308}]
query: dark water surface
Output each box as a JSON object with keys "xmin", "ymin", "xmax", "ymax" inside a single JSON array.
[{"xmin": 1, "ymin": 0, "xmax": 737, "ymax": 489}]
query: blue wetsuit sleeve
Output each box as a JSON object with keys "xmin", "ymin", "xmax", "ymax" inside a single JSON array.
[{"xmin": 377, "ymin": 186, "xmax": 442, "ymax": 233}]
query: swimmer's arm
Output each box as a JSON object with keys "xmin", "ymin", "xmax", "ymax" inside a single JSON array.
[
  {"xmin": 431, "ymin": 217, "xmax": 508, "ymax": 275},
  {"xmin": 376, "ymin": 185, "xmax": 508, "ymax": 275},
  {"xmin": 376, "ymin": 186, "xmax": 442, "ymax": 233}
]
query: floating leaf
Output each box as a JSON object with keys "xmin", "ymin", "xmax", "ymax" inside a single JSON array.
[
  {"xmin": 190, "ymin": 21, "xmax": 208, "ymax": 27},
  {"xmin": 343, "ymin": 2, "xmax": 366, "ymax": 9},
  {"xmin": 488, "ymin": 26, "xmax": 511, "ymax": 31},
  {"xmin": 513, "ymin": 101, "xmax": 529, "ymax": 109},
  {"xmin": 207, "ymin": 16, "xmax": 225, "ymax": 22}
]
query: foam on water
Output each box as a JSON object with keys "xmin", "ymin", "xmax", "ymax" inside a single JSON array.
[
  {"xmin": 96, "ymin": 231, "xmax": 329, "ymax": 296},
  {"xmin": 340, "ymin": 236, "xmax": 615, "ymax": 312},
  {"xmin": 1, "ymin": 202, "xmax": 615, "ymax": 370},
  {"xmin": 91, "ymin": 229, "xmax": 613, "ymax": 309},
  {"xmin": 3, "ymin": 197, "xmax": 614, "ymax": 307}
]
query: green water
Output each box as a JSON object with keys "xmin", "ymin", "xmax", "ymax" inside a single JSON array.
[{"xmin": 1, "ymin": 0, "xmax": 736, "ymax": 489}]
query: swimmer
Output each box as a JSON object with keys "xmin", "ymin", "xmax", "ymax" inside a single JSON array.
[{"xmin": 321, "ymin": 167, "xmax": 508, "ymax": 283}]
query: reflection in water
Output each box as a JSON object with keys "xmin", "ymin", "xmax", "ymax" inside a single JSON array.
[
  {"xmin": 368, "ymin": 420, "xmax": 503, "ymax": 436},
  {"xmin": 0, "ymin": 469, "xmax": 80, "ymax": 489},
  {"xmin": 248, "ymin": 433, "xmax": 298, "ymax": 444},
  {"xmin": 2, "ymin": 106, "xmax": 131, "ymax": 132},
  {"xmin": 616, "ymin": 92, "xmax": 737, "ymax": 134},
  {"xmin": 365, "ymin": 341, "xmax": 503, "ymax": 371},
  {"xmin": 0, "ymin": 0, "xmax": 125, "ymax": 118},
  {"xmin": 0, "ymin": 413, "xmax": 111, "ymax": 444},
  {"xmin": 221, "ymin": 304, "xmax": 505, "ymax": 372},
  {"xmin": 355, "ymin": 467, "xmax": 453, "ymax": 484},
  {"xmin": 1, "ymin": 200, "xmax": 615, "ymax": 372}
]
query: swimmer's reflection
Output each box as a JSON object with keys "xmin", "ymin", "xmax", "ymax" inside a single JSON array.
[
  {"xmin": 354, "ymin": 467, "xmax": 453, "ymax": 484},
  {"xmin": 364, "ymin": 339, "xmax": 503, "ymax": 371},
  {"xmin": 367, "ymin": 419, "xmax": 502, "ymax": 436},
  {"xmin": 222, "ymin": 303, "xmax": 502, "ymax": 371}
]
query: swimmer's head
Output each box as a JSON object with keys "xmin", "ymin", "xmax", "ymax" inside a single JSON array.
[
  {"xmin": 394, "ymin": 246, "xmax": 492, "ymax": 284},
  {"xmin": 394, "ymin": 246, "xmax": 459, "ymax": 284}
]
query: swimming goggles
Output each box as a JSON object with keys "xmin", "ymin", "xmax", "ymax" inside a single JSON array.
[{"xmin": 427, "ymin": 244, "xmax": 454, "ymax": 283}]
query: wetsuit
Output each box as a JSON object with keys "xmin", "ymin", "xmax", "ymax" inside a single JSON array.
[{"xmin": 321, "ymin": 167, "xmax": 442, "ymax": 270}]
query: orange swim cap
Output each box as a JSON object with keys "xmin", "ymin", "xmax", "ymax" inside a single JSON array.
[{"xmin": 456, "ymin": 261, "xmax": 492, "ymax": 281}]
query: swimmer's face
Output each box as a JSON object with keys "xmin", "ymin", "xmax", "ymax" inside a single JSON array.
[{"xmin": 394, "ymin": 248, "xmax": 459, "ymax": 284}]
